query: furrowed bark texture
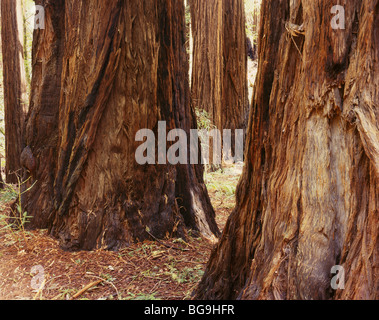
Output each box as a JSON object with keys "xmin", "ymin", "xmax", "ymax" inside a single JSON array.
[
  {"xmin": 222, "ymin": 0, "xmax": 250, "ymax": 138},
  {"xmin": 24, "ymin": 0, "xmax": 219, "ymax": 251},
  {"xmin": 1, "ymin": 0, "xmax": 28, "ymax": 183},
  {"xmin": 190, "ymin": 0, "xmax": 249, "ymax": 150},
  {"xmin": 195, "ymin": 0, "xmax": 378, "ymax": 300},
  {"xmin": 23, "ymin": 0, "xmax": 65, "ymax": 229}
]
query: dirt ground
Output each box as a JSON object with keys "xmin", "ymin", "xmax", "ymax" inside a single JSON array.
[{"xmin": 0, "ymin": 164, "xmax": 242, "ymax": 300}]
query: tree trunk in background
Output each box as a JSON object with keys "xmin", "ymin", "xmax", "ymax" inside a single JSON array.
[
  {"xmin": 195, "ymin": 0, "xmax": 378, "ymax": 300},
  {"xmin": 21, "ymin": 0, "xmax": 32, "ymax": 90},
  {"xmin": 1, "ymin": 0, "xmax": 28, "ymax": 183},
  {"xmin": 222, "ymin": 0, "xmax": 249, "ymax": 156},
  {"xmin": 190, "ymin": 0, "xmax": 248, "ymax": 162},
  {"xmin": 23, "ymin": 0, "xmax": 219, "ymax": 251},
  {"xmin": 190, "ymin": 0, "xmax": 223, "ymax": 124}
]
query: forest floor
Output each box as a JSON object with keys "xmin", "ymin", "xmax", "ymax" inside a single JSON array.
[{"xmin": 0, "ymin": 163, "xmax": 243, "ymax": 300}]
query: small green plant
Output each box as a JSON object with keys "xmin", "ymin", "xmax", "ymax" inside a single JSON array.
[
  {"xmin": 100, "ymin": 273, "xmax": 116, "ymax": 283},
  {"xmin": 57, "ymin": 288, "xmax": 77, "ymax": 300},
  {"xmin": 124, "ymin": 292, "xmax": 161, "ymax": 301},
  {"xmin": 245, "ymin": 0, "xmax": 261, "ymax": 46},
  {"xmin": 195, "ymin": 108, "xmax": 215, "ymax": 131},
  {"xmin": 0, "ymin": 184, "xmax": 18, "ymax": 203},
  {"xmin": 0, "ymin": 173, "xmax": 36, "ymax": 250},
  {"xmin": 163, "ymin": 261, "xmax": 204, "ymax": 285},
  {"xmin": 194, "ymin": 108, "xmax": 222, "ymax": 176}
]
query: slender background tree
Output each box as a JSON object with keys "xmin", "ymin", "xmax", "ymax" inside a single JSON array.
[
  {"xmin": 1, "ymin": 0, "xmax": 28, "ymax": 183},
  {"xmin": 190, "ymin": 0, "xmax": 249, "ymax": 164}
]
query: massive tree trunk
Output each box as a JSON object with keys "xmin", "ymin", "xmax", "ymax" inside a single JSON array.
[
  {"xmin": 23, "ymin": 0, "xmax": 219, "ymax": 251},
  {"xmin": 190, "ymin": 0, "xmax": 248, "ymax": 162},
  {"xmin": 1, "ymin": 0, "xmax": 28, "ymax": 183},
  {"xmin": 195, "ymin": 0, "xmax": 378, "ymax": 300}
]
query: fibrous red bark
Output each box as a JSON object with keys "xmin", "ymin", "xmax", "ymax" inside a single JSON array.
[
  {"xmin": 23, "ymin": 0, "xmax": 219, "ymax": 251},
  {"xmin": 190, "ymin": 0, "xmax": 249, "ymax": 163},
  {"xmin": 1, "ymin": 0, "xmax": 28, "ymax": 183},
  {"xmin": 195, "ymin": 0, "xmax": 378, "ymax": 300}
]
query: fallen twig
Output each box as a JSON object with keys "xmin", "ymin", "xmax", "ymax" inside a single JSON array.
[
  {"xmin": 72, "ymin": 279, "xmax": 103, "ymax": 300},
  {"xmin": 85, "ymin": 275, "xmax": 120, "ymax": 300}
]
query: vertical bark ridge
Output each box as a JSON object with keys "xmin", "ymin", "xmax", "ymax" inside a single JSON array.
[
  {"xmin": 1, "ymin": 0, "xmax": 28, "ymax": 183},
  {"xmin": 23, "ymin": 0, "xmax": 66, "ymax": 229},
  {"xmin": 194, "ymin": 0, "xmax": 378, "ymax": 300}
]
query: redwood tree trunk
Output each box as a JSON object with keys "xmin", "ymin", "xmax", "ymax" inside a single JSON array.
[
  {"xmin": 222, "ymin": 0, "xmax": 249, "ymax": 155},
  {"xmin": 190, "ymin": 0, "xmax": 223, "ymax": 124},
  {"xmin": 23, "ymin": 0, "xmax": 65, "ymax": 229},
  {"xmin": 23, "ymin": 0, "xmax": 219, "ymax": 251},
  {"xmin": 190, "ymin": 0, "xmax": 248, "ymax": 161},
  {"xmin": 1, "ymin": 0, "xmax": 28, "ymax": 183},
  {"xmin": 195, "ymin": 0, "xmax": 378, "ymax": 300}
]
